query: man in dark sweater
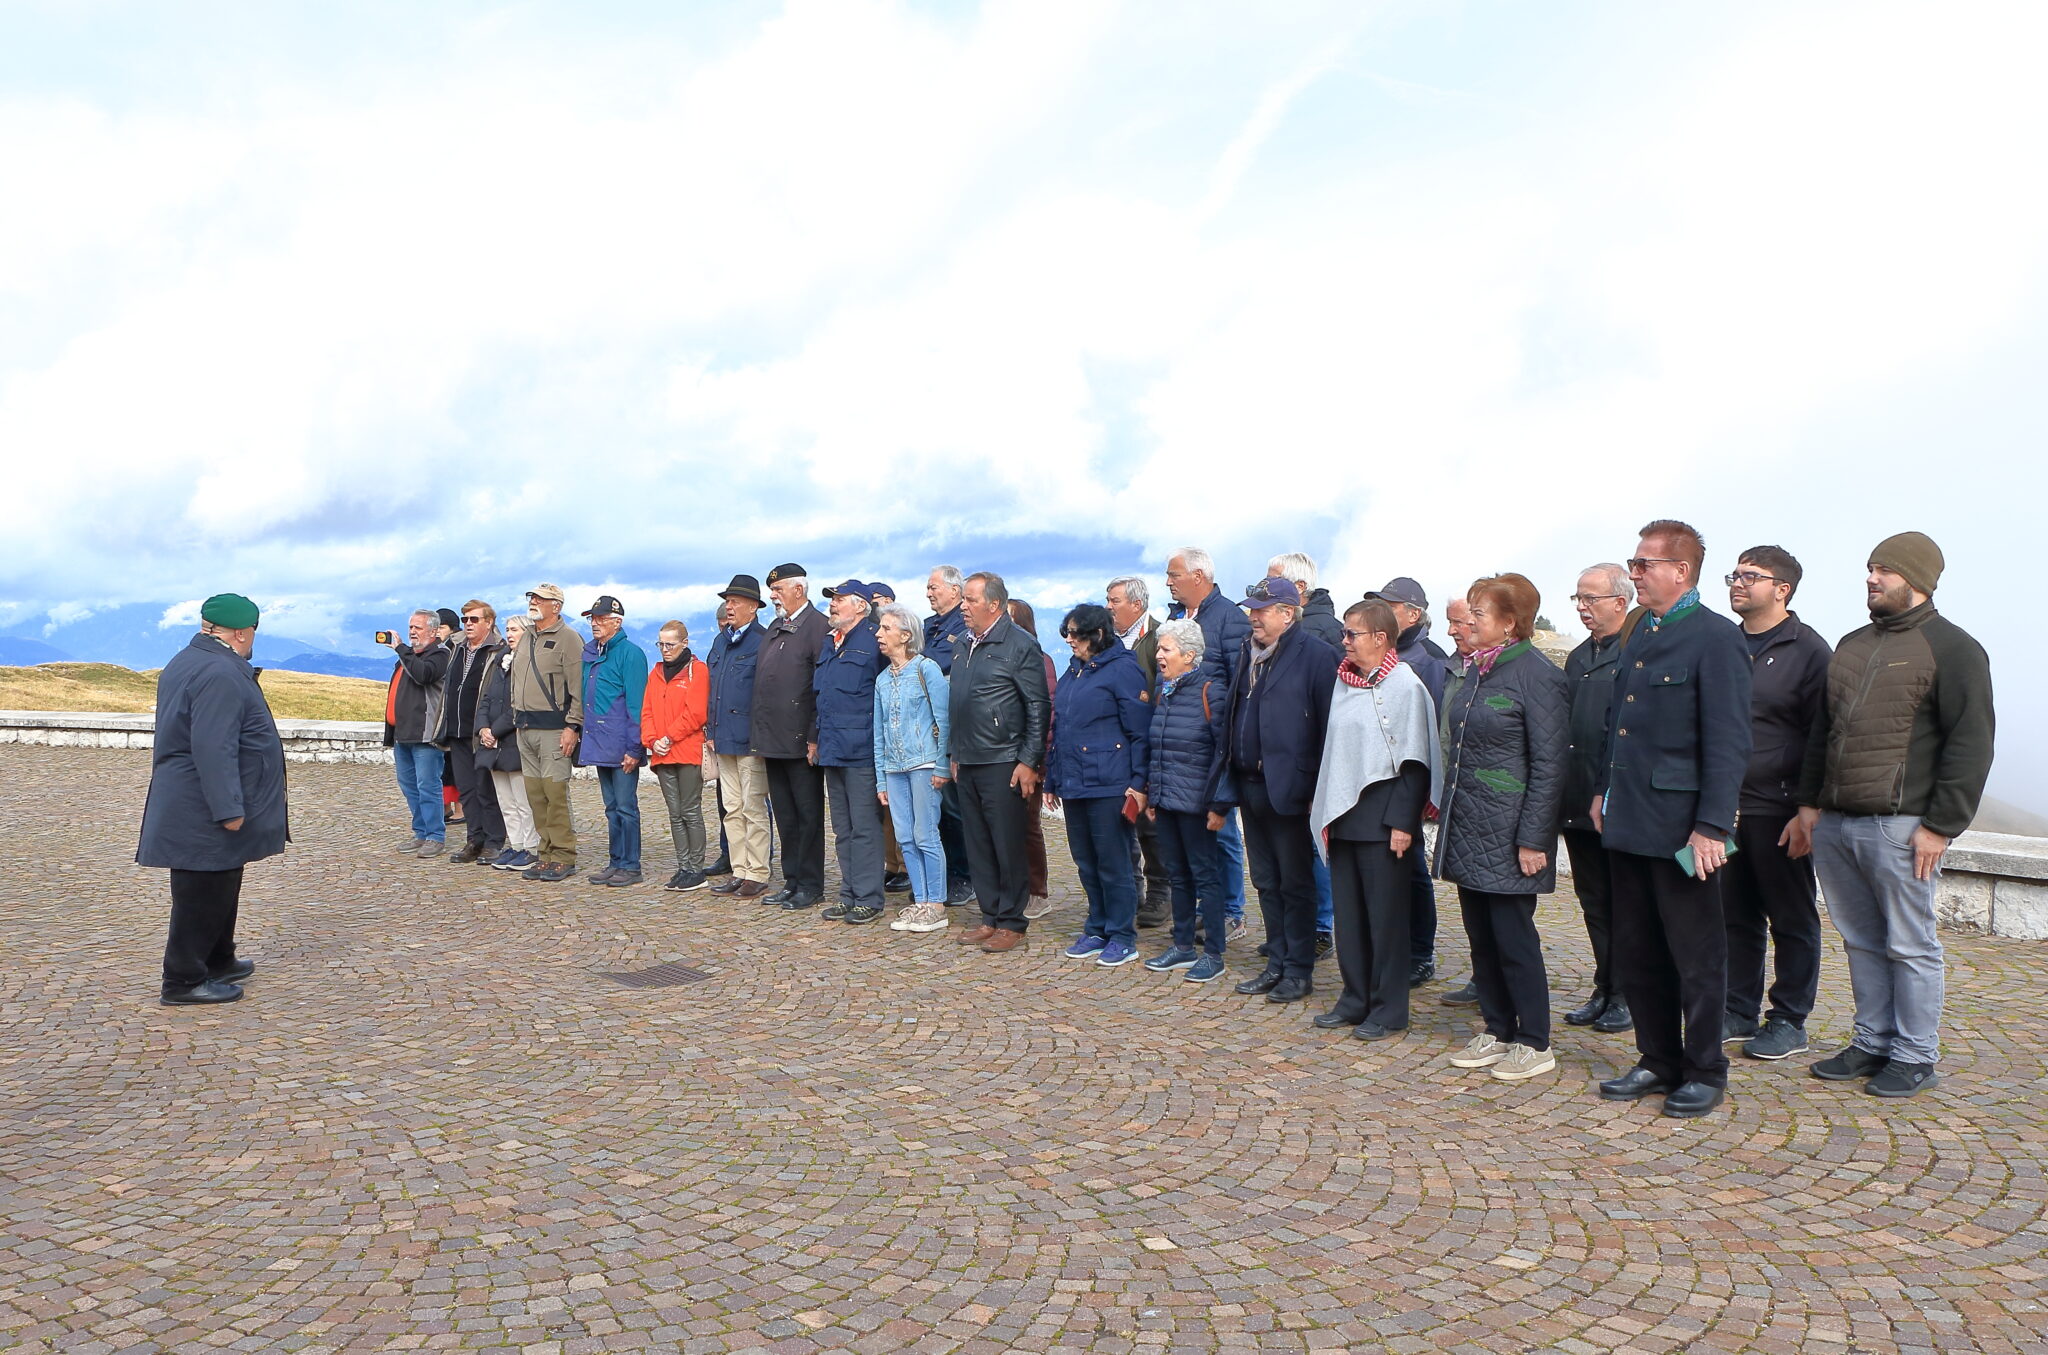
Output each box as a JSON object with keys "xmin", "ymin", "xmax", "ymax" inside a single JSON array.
[
  {"xmin": 1792, "ymin": 531, "xmax": 1994, "ymax": 1099},
  {"xmin": 1720, "ymin": 547, "xmax": 1833, "ymax": 1061}
]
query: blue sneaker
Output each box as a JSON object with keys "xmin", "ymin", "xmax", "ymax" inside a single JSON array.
[
  {"xmin": 1097, "ymin": 941, "xmax": 1139, "ymax": 967},
  {"xmin": 1186, "ymin": 955, "xmax": 1226, "ymax": 983},
  {"xmin": 494, "ymin": 849, "xmax": 532, "ymax": 871},
  {"xmin": 1063, "ymin": 935, "xmax": 1107, "ymax": 959},
  {"xmin": 489, "ymin": 848, "xmax": 521, "ymax": 870},
  {"xmin": 1144, "ymin": 945, "xmax": 1199, "ymax": 972}
]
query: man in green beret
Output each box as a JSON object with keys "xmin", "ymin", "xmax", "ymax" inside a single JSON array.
[{"xmin": 136, "ymin": 594, "xmax": 291, "ymax": 1004}]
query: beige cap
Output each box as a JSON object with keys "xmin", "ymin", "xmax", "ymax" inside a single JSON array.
[{"xmin": 525, "ymin": 583, "xmax": 566, "ymax": 604}]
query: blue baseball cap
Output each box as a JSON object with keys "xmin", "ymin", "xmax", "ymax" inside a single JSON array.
[
  {"xmin": 1241, "ymin": 577, "xmax": 1301, "ymax": 609},
  {"xmin": 867, "ymin": 581, "xmax": 897, "ymax": 602},
  {"xmin": 823, "ymin": 579, "xmax": 874, "ymax": 602}
]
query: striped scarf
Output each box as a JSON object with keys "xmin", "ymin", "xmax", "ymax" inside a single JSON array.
[{"xmin": 1336, "ymin": 650, "xmax": 1401, "ymax": 689}]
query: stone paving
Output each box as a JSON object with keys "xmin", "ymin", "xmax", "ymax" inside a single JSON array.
[{"xmin": 3, "ymin": 745, "xmax": 2046, "ymax": 1355}]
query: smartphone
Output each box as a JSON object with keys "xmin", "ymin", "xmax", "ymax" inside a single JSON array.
[
  {"xmin": 374, "ymin": 630, "xmax": 395, "ymax": 645},
  {"xmin": 1674, "ymin": 837, "xmax": 1739, "ymax": 876}
]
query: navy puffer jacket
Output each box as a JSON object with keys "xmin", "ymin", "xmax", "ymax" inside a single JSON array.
[
  {"xmin": 1433, "ymin": 641, "xmax": 1570, "ymax": 894},
  {"xmin": 1045, "ymin": 641, "xmax": 1150, "ymax": 800},
  {"xmin": 1144, "ymin": 670, "xmax": 1228, "ymax": 815}
]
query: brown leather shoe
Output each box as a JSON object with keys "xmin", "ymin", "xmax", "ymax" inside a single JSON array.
[
  {"xmin": 980, "ymin": 928, "xmax": 1027, "ymax": 953},
  {"xmin": 733, "ymin": 879, "xmax": 770, "ymax": 899},
  {"xmin": 955, "ymin": 924, "xmax": 997, "ymax": 945}
]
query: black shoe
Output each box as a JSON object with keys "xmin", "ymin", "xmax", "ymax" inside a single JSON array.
[
  {"xmin": 1564, "ymin": 993, "xmax": 1609, "ymax": 1026},
  {"xmin": 1742, "ymin": 1017, "xmax": 1809, "ymax": 1061},
  {"xmin": 1810, "ymin": 1045, "xmax": 1889, "ymax": 1081},
  {"xmin": 1722, "ymin": 1013, "xmax": 1762, "ymax": 1044},
  {"xmin": 708, "ymin": 876, "xmax": 744, "ymax": 896},
  {"xmin": 1407, "ymin": 957, "xmax": 1436, "ymax": 988},
  {"xmin": 779, "ymin": 891, "xmax": 819, "ymax": 911},
  {"xmin": 1314, "ymin": 933, "xmax": 1335, "ymax": 962},
  {"xmin": 883, "ymin": 872, "xmax": 912, "ymax": 894},
  {"xmin": 844, "ymin": 905, "xmax": 885, "ymax": 925},
  {"xmin": 822, "ymin": 901, "xmax": 852, "ymax": 921},
  {"xmin": 208, "ymin": 959, "xmax": 255, "ymax": 984},
  {"xmin": 1136, "ymin": 908, "xmax": 1169, "ymax": 931},
  {"xmin": 766, "ymin": 885, "xmax": 797, "ymax": 904},
  {"xmin": 1234, "ymin": 968, "xmax": 1283, "ymax": 996},
  {"xmin": 705, "ymin": 857, "xmax": 732, "ymax": 876},
  {"xmin": 1438, "ymin": 981, "xmax": 1479, "ymax": 1006},
  {"xmin": 1255, "ymin": 941, "xmax": 1271, "ymax": 958},
  {"xmin": 1865, "ymin": 1061, "xmax": 1939, "ymax": 1098},
  {"xmin": 1661, "ymin": 1082, "xmax": 1726, "ymax": 1118},
  {"xmin": 946, "ymin": 879, "xmax": 975, "ymax": 906},
  {"xmin": 449, "ymin": 842, "xmax": 484, "ymax": 864},
  {"xmin": 1352, "ymin": 1021, "xmax": 1395, "ymax": 1042},
  {"xmin": 669, "ymin": 870, "xmax": 710, "ymax": 893},
  {"xmin": 161, "ymin": 980, "xmax": 243, "ymax": 1005},
  {"xmin": 1266, "ymin": 975, "xmax": 1313, "ymax": 1003},
  {"xmin": 1592, "ymin": 996, "xmax": 1634, "ymax": 1033},
  {"xmin": 1598, "ymin": 1066, "xmax": 1677, "ymax": 1101},
  {"xmin": 1312, "ymin": 1010, "xmax": 1360, "ymax": 1029}
]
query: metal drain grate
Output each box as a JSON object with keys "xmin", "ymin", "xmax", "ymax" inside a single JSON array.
[{"xmin": 597, "ymin": 961, "xmax": 713, "ymax": 988}]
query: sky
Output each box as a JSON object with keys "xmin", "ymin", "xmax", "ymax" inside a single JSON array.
[{"xmin": 2, "ymin": 0, "xmax": 2044, "ymax": 809}]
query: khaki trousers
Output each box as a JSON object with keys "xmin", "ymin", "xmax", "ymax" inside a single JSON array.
[
  {"xmin": 715, "ymin": 752, "xmax": 772, "ymax": 883},
  {"xmin": 517, "ymin": 727, "xmax": 577, "ymax": 866}
]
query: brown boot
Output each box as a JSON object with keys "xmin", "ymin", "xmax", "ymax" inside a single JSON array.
[
  {"xmin": 955, "ymin": 924, "xmax": 997, "ymax": 946},
  {"xmin": 980, "ymin": 928, "xmax": 1027, "ymax": 953}
]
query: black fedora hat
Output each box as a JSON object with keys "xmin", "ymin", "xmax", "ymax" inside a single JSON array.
[{"xmin": 718, "ymin": 573, "xmax": 765, "ymax": 604}]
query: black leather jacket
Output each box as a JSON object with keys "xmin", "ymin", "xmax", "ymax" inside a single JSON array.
[{"xmin": 946, "ymin": 615, "xmax": 1053, "ymax": 768}]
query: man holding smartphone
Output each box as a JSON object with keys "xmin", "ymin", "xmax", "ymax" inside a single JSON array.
[{"xmin": 1590, "ymin": 520, "xmax": 1752, "ymax": 1119}]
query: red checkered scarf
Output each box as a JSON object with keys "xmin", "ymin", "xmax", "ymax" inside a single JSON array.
[{"xmin": 1336, "ymin": 650, "xmax": 1401, "ymax": 689}]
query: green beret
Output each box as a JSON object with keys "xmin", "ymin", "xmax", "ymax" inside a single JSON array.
[{"xmin": 200, "ymin": 593, "xmax": 261, "ymax": 629}]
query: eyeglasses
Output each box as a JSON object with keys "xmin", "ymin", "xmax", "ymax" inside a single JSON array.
[
  {"xmin": 1568, "ymin": 594, "xmax": 1622, "ymax": 605},
  {"xmin": 1339, "ymin": 628, "xmax": 1384, "ymax": 643},
  {"xmin": 1060, "ymin": 629, "xmax": 1084, "ymax": 640},
  {"xmin": 1626, "ymin": 557, "xmax": 1682, "ymax": 573},
  {"xmin": 460, "ymin": 614, "xmax": 486, "ymax": 624},
  {"xmin": 1724, "ymin": 571, "xmax": 1780, "ymax": 587},
  {"xmin": 657, "ymin": 639, "xmax": 684, "ymax": 648}
]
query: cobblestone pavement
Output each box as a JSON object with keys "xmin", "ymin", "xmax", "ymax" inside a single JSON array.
[{"xmin": 3, "ymin": 746, "xmax": 2046, "ymax": 1354}]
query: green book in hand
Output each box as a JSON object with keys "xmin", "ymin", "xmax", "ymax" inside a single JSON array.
[{"xmin": 1674, "ymin": 837, "xmax": 1739, "ymax": 876}]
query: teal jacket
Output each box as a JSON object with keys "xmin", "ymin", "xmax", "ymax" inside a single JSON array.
[{"xmin": 578, "ymin": 631, "xmax": 649, "ymax": 767}]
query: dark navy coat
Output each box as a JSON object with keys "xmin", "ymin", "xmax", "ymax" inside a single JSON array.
[
  {"xmin": 922, "ymin": 605, "xmax": 970, "ymax": 675},
  {"xmin": 706, "ymin": 621, "xmax": 763, "ymax": 752},
  {"xmin": 1170, "ymin": 584, "xmax": 1253, "ymax": 687},
  {"xmin": 1598, "ymin": 603, "xmax": 1753, "ymax": 858},
  {"xmin": 813, "ymin": 622, "xmax": 885, "ymax": 767},
  {"xmin": 136, "ymin": 636, "xmax": 290, "ymax": 872},
  {"xmin": 1046, "ymin": 640, "xmax": 1150, "ymax": 800},
  {"xmin": 1144, "ymin": 670, "xmax": 1229, "ymax": 815},
  {"xmin": 1209, "ymin": 624, "xmax": 1339, "ymax": 817},
  {"xmin": 1561, "ymin": 629, "xmax": 1624, "ymax": 832}
]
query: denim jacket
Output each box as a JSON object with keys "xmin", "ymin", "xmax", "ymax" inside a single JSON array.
[{"xmin": 872, "ymin": 657, "xmax": 951, "ymax": 789}]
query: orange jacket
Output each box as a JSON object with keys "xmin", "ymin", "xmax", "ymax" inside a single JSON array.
[{"xmin": 641, "ymin": 657, "xmax": 710, "ymax": 766}]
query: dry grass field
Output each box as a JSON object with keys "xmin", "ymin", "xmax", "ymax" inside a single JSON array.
[{"xmin": 0, "ymin": 662, "xmax": 387, "ymax": 722}]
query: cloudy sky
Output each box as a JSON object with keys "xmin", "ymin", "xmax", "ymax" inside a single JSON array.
[{"xmin": 3, "ymin": 0, "xmax": 2043, "ymax": 807}]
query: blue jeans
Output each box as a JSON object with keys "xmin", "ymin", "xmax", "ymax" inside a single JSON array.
[
  {"xmin": 884, "ymin": 770, "xmax": 948, "ymax": 903},
  {"xmin": 1215, "ymin": 808, "xmax": 1247, "ymax": 922},
  {"xmin": 595, "ymin": 764, "xmax": 642, "ymax": 873},
  {"xmin": 1153, "ymin": 808, "xmax": 1226, "ymax": 957},
  {"xmin": 1814, "ymin": 812, "xmax": 1944, "ymax": 1064},
  {"xmin": 392, "ymin": 742, "xmax": 445, "ymax": 842},
  {"xmin": 1311, "ymin": 841, "xmax": 1334, "ymax": 934},
  {"xmin": 1065, "ymin": 795, "xmax": 1139, "ymax": 947}
]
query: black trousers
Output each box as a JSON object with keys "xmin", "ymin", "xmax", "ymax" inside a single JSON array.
[
  {"xmin": 1457, "ymin": 888, "xmax": 1550, "ymax": 1049},
  {"xmin": 1407, "ymin": 847, "xmax": 1437, "ymax": 966},
  {"xmin": 447, "ymin": 742, "xmax": 506, "ymax": 852},
  {"xmin": 1723, "ymin": 810, "xmax": 1822, "ymax": 1025},
  {"xmin": 1609, "ymin": 849, "xmax": 1729, "ymax": 1087},
  {"xmin": 1130, "ymin": 810, "xmax": 1171, "ymax": 917},
  {"xmin": 1330, "ymin": 838, "xmax": 1412, "ymax": 1028},
  {"xmin": 957, "ymin": 761, "xmax": 1032, "ymax": 930},
  {"xmin": 1239, "ymin": 780, "xmax": 1319, "ymax": 981},
  {"xmin": 163, "ymin": 867, "xmax": 244, "ymax": 991},
  {"xmin": 763, "ymin": 756, "xmax": 826, "ymax": 894},
  {"xmin": 1560, "ymin": 828, "xmax": 1616, "ymax": 998},
  {"xmin": 938, "ymin": 779, "xmax": 972, "ymax": 886}
]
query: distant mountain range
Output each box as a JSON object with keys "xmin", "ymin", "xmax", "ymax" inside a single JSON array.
[{"xmin": 1, "ymin": 602, "xmax": 397, "ymax": 681}]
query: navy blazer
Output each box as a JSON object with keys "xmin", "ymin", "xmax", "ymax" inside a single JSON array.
[
  {"xmin": 1209, "ymin": 624, "xmax": 1339, "ymax": 817},
  {"xmin": 812, "ymin": 622, "xmax": 884, "ymax": 767},
  {"xmin": 705, "ymin": 621, "xmax": 763, "ymax": 753},
  {"xmin": 1597, "ymin": 602, "xmax": 1753, "ymax": 858}
]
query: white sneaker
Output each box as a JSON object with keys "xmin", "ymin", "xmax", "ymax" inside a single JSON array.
[
  {"xmin": 1023, "ymin": 895, "xmax": 1053, "ymax": 919},
  {"xmin": 1490, "ymin": 1043, "xmax": 1557, "ymax": 1081},
  {"xmin": 1448, "ymin": 1033, "xmax": 1508, "ymax": 1068},
  {"xmin": 894, "ymin": 903, "xmax": 949, "ymax": 933}
]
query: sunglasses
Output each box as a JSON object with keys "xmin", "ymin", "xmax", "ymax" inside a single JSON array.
[
  {"xmin": 460, "ymin": 615, "xmax": 486, "ymax": 624},
  {"xmin": 1626, "ymin": 557, "xmax": 1683, "ymax": 573}
]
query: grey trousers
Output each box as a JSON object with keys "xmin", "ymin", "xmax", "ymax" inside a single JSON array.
[
  {"xmin": 654, "ymin": 763, "xmax": 708, "ymax": 873},
  {"xmin": 824, "ymin": 762, "xmax": 886, "ymax": 909},
  {"xmin": 1814, "ymin": 812, "xmax": 1944, "ymax": 1064}
]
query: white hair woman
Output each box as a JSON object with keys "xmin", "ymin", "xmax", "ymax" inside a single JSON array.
[
  {"xmin": 1134, "ymin": 619, "xmax": 1231, "ymax": 983},
  {"xmin": 873, "ymin": 602, "xmax": 952, "ymax": 932}
]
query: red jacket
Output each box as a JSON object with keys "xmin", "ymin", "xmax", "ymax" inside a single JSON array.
[{"xmin": 641, "ymin": 657, "xmax": 709, "ymax": 766}]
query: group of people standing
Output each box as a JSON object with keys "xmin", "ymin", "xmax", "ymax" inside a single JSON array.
[{"xmin": 140, "ymin": 523, "xmax": 1995, "ymax": 1123}]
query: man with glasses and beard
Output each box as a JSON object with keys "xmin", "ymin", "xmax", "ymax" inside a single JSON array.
[{"xmin": 1790, "ymin": 532, "xmax": 1993, "ymax": 1099}]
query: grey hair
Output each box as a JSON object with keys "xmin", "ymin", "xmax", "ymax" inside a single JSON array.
[
  {"xmin": 1582, "ymin": 563, "xmax": 1635, "ymax": 604},
  {"xmin": 1267, "ymin": 552, "xmax": 1318, "ymax": 592},
  {"xmin": 876, "ymin": 602, "xmax": 924, "ymax": 655},
  {"xmin": 504, "ymin": 614, "xmax": 530, "ymax": 634},
  {"xmin": 966, "ymin": 571, "xmax": 1010, "ymax": 607},
  {"xmin": 411, "ymin": 608, "xmax": 438, "ymax": 625},
  {"xmin": 1106, "ymin": 575, "xmax": 1150, "ymax": 608},
  {"xmin": 1157, "ymin": 618, "xmax": 1204, "ymax": 664},
  {"xmin": 932, "ymin": 564, "xmax": 964, "ymax": 590},
  {"xmin": 1172, "ymin": 547, "xmax": 1215, "ymax": 580},
  {"xmin": 776, "ymin": 575, "xmax": 809, "ymax": 595}
]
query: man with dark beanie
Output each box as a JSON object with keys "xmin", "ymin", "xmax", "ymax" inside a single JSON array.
[{"xmin": 1791, "ymin": 531, "xmax": 1994, "ymax": 1099}]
